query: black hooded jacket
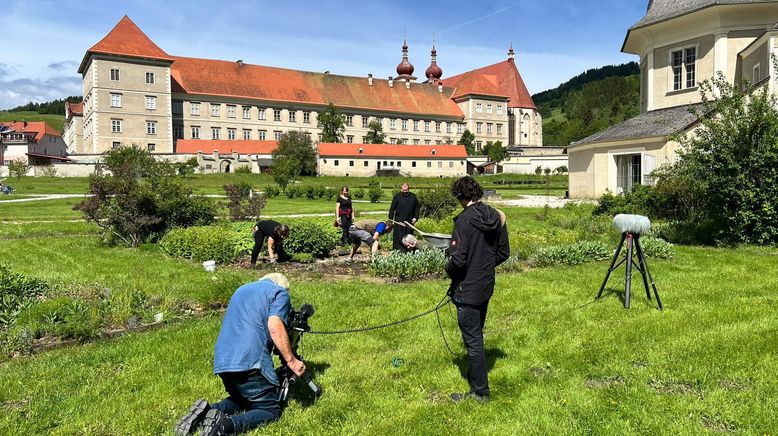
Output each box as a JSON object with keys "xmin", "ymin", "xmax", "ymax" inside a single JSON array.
[{"xmin": 445, "ymin": 202, "xmax": 510, "ymax": 305}]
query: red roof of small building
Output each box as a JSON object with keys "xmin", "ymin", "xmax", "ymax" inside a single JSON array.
[
  {"xmin": 176, "ymin": 140, "xmax": 278, "ymax": 155},
  {"xmin": 442, "ymin": 59, "xmax": 536, "ymax": 109},
  {"xmin": 65, "ymin": 102, "xmax": 84, "ymax": 120},
  {"xmin": 170, "ymin": 56, "xmax": 463, "ymax": 118},
  {"xmin": 318, "ymin": 143, "xmax": 467, "ymax": 158},
  {"xmin": 78, "ymin": 15, "xmax": 173, "ymax": 73},
  {"xmin": 0, "ymin": 121, "xmax": 61, "ymax": 142}
]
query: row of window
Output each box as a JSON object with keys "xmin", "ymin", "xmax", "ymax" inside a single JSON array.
[
  {"xmin": 475, "ymin": 122, "xmax": 503, "ymax": 135},
  {"xmin": 110, "ymin": 93, "xmax": 157, "ymax": 110},
  {"xmin": 475, "ymin": 103, "xmax": 504, "ymax": 115},
  {"xmin": 332, "ymin": 160, "xmax": 458, "ymax": 169},
  {"xmin": 183, "ymin": 126, "xmax": 288, "ymax": 141},
  {"xmin": 110, "ymin": 119, "xmax": 158, "ymax": 135},
  {"xmin": 111, "ymin": 142, "xmax": 156, "ymax": 152},
  {"xmin": 109, "ymin": 68, "xmax": 156, "ymax": 85}
]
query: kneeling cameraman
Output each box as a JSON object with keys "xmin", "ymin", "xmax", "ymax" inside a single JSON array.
[{"xmin": 175, "ymin": 273, "xmax": 304, "ymax": 436}]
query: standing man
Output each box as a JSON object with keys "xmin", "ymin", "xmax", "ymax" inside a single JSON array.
[
  {"xmin": 445, "ymin": 176, "xmax": 509, "ymax": 403},
  {"xmin": 388, "ymin": 183, "xmax": 420, "ymax": 252},
  {"xmin": 250, "ymin": 220, "xmax": 289, "ymax": 266},
  {"xmin": 175, "ymin": 273, "xmax": 305, "ymax": 435}
]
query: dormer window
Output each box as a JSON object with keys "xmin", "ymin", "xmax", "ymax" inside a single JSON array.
[
  {"xmin": 431, "ymin": 149, "xmax": 437, "ymax": 155},
  {"xmin": 358, "ymin": 147, "xmax": 364, "ymax": 154}
]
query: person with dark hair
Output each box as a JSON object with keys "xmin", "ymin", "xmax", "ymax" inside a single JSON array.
[
  {"xmin": 174, "ymin": 273, "xmax": 304, "ymax": 436},
  {"xmin": 388, "ymin": 183, "xmax": 420, "ymax": 252},
  {"xmin": 347, "ymin": 219, "xmax": 393, "ymax": 260},
  {"xmin": 250, "ymin": 220, "xmax": 289, "ymax": 266},
  {"xmin": 445, "ymin": 176, "xmax": 509, "ymax": 403},
  {"xmin": 335, "ymin": 186, "xmax": 353, "ymax": 245}
]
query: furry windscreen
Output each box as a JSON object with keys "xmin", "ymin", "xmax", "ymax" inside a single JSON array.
[{"xmin": 613, "ymin": 214, "xmax": 651, "ymax": 235}]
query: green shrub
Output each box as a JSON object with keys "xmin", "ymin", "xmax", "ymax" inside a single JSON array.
[
  {"xmin": 0, "ymin": 264, "xmax": 50, "ymax": 327},
  {"xmin": 592, "ymin": 186, "xmax": 655, "ymax": 217},
  {"xmin": 233, "ymin": 165, "xmax": 252, "ymax": 174},
  {"xmin": 283, "ymin": 220, "xmax": 339, "ymax": 258},
  {"xmin": 291, "ymin": 253, "xmax": 315, "ymax": 264},
  {"xmin": 418, "ymin": 185, "xmax": 458, "ymax": 220},
  {"xmin": 324, "ymin": 187, "xmax": 338, "ymax": 201},
  {"xmin": 264, "ymin": 186, "xmax": 280, "ymax": 198},
  {"xmin": 352, "ymin": 188, "xmax": 366, "ymax": 199},
  {"xmin": 368, "ymin": 181, "xmax": 383, "ymax": 203},
  {"xmin": 530, "ymin": 240, "xmax": 611, "ymax": 267},
  {"xmin": 639, "ymin": 236, "xmax": 675, "ymax": 259},
  {"xmin": 159, "ymin": 226, "xmax": 246, "ymax": 263},
  {"xmin": 496, "ymin": 255, "xmax": 523, "ymax": 273},
  {"xmin": 369, "ymin": 249, "xmax": 446, "ymax": 279},
  {"xmin": 16, "ymin": 297, "xmax": 100, "ymax": 340}
]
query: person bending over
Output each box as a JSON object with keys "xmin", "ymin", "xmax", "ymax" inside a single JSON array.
[
  {"xmin": 401, "ymin": 234, "xmax": 434, "ymax": 253},
  {"xmin": 445, "ymin": 176, "xmax": 509, "ymax": 403},
  {"xmin": 250, "ymin": 220, "xmax": 289, "ymax": 266},
  {"xmin": 347, "ymin": 219, "xmax": 393, "ymax": 260},
  {"xmin": 175, "ymin": 273, "xmax": 304, "ymax": 436}
]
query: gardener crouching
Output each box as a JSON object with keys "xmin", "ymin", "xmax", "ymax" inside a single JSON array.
[
  {"xmin": 401, "ymin": 234, "xmax": 434, "ymax": 253},
  {"xmin": 446, "ymin": 176, "xmax": 509, "ymax": 403},
  {"xmin": 175, "ymin": 273, "xmax": 304, "ymax": 436},
  {"xmin": 347, "ymin": 219, "xmax": 393, "ymax": 261},
  {"xmin": 250, "ymin": 220, "xmax": 289, "ymax": 266}
]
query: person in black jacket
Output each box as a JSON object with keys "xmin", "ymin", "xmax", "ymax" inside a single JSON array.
[
  {"xmin": 445, "ymin": 176, "xmax": 509, "ymax": 403},
  {"xmin": 250, "ymin": 220, "xmax": 289, "ymax": 266},
  {"xmin": 388, "ymin": 183, "xmax": 420, "ymax": 252}
]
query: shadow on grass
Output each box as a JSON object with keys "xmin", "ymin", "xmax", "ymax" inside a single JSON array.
[
  {"xmin": 453, "ymin": 348, "xmax": 508, "ymax": 379},
  {"xmin": 287, "ymin": 360, "xmax": 330, "ymax": 408}
]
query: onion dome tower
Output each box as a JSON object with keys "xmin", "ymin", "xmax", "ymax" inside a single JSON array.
[
  {"xmin": 395, "ymin": 39, "xmax": 417, "ymax": 81},
  {"xmin": 425, "ymin": 44, "xmax": 443, "ymax": 82}
]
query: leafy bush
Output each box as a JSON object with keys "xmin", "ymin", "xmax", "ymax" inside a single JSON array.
[
  {"xmin": 530, "ymin": 240, "xmax": 611, "ymax": 267},
  {"xmin": 159, "ymin": 226, "xmax": 246, "ymax": 263},
  {"xmin": 305, "ymin": 185, "xmax": 326, "ymax": 200},
  {"xmin": 234, "ymin": 165, "xmax": 252, "ymax": 174},
  {"xmin": 368, "ymin": 181, "xmax": 383, "ymax": 203},
  {"xmin": 224, "ymin": 183, "xmax": 267, "ymax": 221},
  {"xmin": 291, "ymin": 253, "xmax": 315, "ymax": 264},
  {"xmin": 16, "ymin": 297, "xmax": 100, "ymax": 340},
  {"xmin": 418, "ymin": 186, "xmax": 458, "ymax": 220},
  {"xmin": 283, "ymin": 220, "xmax": 340, "ymax": 259},
  {"xmin": 639, "ymin": 236, "xmax": 675, "ymax": 259},
  {"xmin": 369, "ymin": 249, "xmax": 446, "ymax": 280},
  {"xmin": 352, "ymin": 188, "xmax": 366, "ymax": 199},
  {"xmin": 264, "ymin": 186, "xmax": 280, "ymax": 198},
  {"xmin": 592, "ymin": 185, "xmax": 655, "ymax": 217},
  {"xmin": 496, "ymin": 255, "xmax": 523, "ymax": 273},
  {"xmin": 0, "ymin": 264, "xmax": 50, "ymax": 327},
  {"xmin": 324, "ymin": 187, "xmax": 338, "ymax": 201},
  {"xmin": 74, "ymin": 146, "xmax": 216, "ymax": 246},
  {"xmin": 284, "ymin": 185, "xmax": 302, "ymax": 198}
]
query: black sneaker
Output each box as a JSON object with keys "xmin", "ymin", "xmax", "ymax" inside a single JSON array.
[
  {"xmin": 200, "ymin": 408, "xmax": 228, "ymax": 436},
  {"xmin": 174, "ymin": 398, "xmax": 210, "ymax": 436},
  {"xmin": 450, "ymin": 392, "xmax": 490, "ymax": 403}
]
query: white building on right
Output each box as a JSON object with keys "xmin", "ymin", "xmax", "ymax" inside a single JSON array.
[{"xmin": 568, "ymin": 0, "xmax": 778, "ymax": 198}]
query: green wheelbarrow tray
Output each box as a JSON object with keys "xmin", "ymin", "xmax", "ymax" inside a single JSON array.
[{"xmin": 392, "ymin": 220, "xmax": 452, "ymax": 250}]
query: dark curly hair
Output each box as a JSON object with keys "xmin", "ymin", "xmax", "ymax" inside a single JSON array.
[{"xmin": 450, "ymin": 176, "xmax": 483, "ymax": 202}]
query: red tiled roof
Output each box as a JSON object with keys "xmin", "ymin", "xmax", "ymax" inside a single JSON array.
[
  {"xmin": 65, "ymin": 102, "xmax": 83, "ymax": 120},
  {"xmin": 0, "ymin": 121, "xmax": 61, "ymax": 142},
  {"xmin": 170, "ymin": 56, "xmax": 464, "ymax": 118},
  {"xmin": 442, "ymin": 59, "xmax": 536, "ymax": 109},
  {"xmin": 176, "ymin": 140, "xmax": 278, "ymax": 155},
  {"xmin": 78, "ymin": 15, "xmax": 173, "ymax": 73},
  {"xmin": 26, "ymin": 152, "xmax": 71, "ymax": 162},
  {"xmin": 318, "ymin": 143, "xmax": 467, "ymax": 158}
]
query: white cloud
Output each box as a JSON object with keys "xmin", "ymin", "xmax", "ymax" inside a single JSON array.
[{"xmin": 0, "ymin": 76, "xmax": 81, "ymax": 110}]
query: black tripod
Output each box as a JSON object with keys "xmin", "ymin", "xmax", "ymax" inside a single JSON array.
[{"xmin": 596, "ymin": 232, "xmax": 663, "ymax": 310}]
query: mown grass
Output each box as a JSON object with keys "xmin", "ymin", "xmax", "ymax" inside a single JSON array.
[
  {"xmin": 0, "ymin": 197, "xmax": 84, "ymax": 221},
  {"xmin": 0, "ymin": 246, "xmax": 776, "ymax": 434}
]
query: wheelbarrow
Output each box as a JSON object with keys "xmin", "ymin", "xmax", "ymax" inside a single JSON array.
[{"xmin": 390, "ymin": 220, "xmax": 452, "ymax": 250}]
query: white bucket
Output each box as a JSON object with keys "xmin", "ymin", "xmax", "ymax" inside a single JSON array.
[{"xmin": 202, "ymin": 260, "xmax": 216, "ymax": 272}]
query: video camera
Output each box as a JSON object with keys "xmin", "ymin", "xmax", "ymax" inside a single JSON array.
[{"xmin": 274, "ymin": 303, "xmax": 322, "ymax": 405}]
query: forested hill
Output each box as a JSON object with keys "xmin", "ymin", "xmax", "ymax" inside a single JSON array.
[{"xmin": 533, "ymin": 62, "xmax": 640, "ymax": 147}]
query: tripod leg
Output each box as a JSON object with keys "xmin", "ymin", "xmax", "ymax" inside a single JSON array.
[
  {"xmin": 641, "ymin": 251, "xmax": 663, "ymax": 310},
  {"xmin": 634, "ymin": 237, "xmax": 652, "ymax": 301},
  {"xmin": 624, "ymin": 233, "xmax": 633, "ymax": 309},
  {"xmin": 596, "ymin": 233, "xmax": 626, "ymax": 300}
]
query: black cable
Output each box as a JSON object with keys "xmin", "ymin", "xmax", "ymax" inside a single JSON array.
[
  {"xmin": 436, "ymin": 299, "xmax": 464, "ymax": 356},
  {"xmin": 307, "ymin": 294, "xmax": 451, "ymax": 335}
]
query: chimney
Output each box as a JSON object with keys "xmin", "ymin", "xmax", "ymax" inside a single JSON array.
[
  {"xmin": 388, "ymin": 76, "xmax": 394, "ymax": 87},
  {"xmin": 405, "ymin": 79, "xmax": 410, "ymax": 89},
  {"xmin": 237, "ymin": 59, "xmax": 243, "ymax": 66},
  {"xmin": 368, "ymin": 74, "xmax": 373, "ymax": 86}
]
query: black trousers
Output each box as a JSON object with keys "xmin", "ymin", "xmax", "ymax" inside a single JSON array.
[
  {"xmin": 339, "ymin": 215, "xmax": 352, "ymax": 244},
  {"xmin": 456, "ymin": 300, "xmax": 490, "ymax": 396},
  {"xmin": 392, "ymin": 224, "xmax": 413, "ymax": 252},
  {"xmin": 251, "ymin": 231, "xmax": 286, "ymax": 264}
]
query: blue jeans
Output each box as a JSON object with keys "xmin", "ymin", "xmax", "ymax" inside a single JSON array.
[{"xmin": 213, "ymin": 370, "xmax": 281, "ymax": 433}]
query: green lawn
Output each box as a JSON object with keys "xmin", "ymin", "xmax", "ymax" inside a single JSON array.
[
  {"xmin": 0, "ymin": 197, "xmax": 84, "ymax": 221},
  {"xmin": 0, "ymin": 111, "xmax": 65, "ymax": 133},
  {"xmin": 0, "ymin": 245, "xmax": 776, "ymax": 434}
]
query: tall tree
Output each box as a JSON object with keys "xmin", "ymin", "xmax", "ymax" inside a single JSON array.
[
  {"xmin": 459, "ymin": 130, "xmax": 476, "ymax": 156},
  {"xmin": 272, "ymin": 130, "xmax": 317, "ymax": 176},
  {"xmin": 317, "ymin": 103, "xmax": 346, "ymax": 143},
  {"xmin": 483, "ymin": 141, "xmax": 509, "ymax": 162},
  {"xmin": 364, "ymin": 120, "xmax": 386, "ymax": 144}
]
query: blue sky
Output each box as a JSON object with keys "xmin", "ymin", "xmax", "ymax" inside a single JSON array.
[{"xmin": 0, "ymin": 0, "xmax": 648, "ymax": 110}]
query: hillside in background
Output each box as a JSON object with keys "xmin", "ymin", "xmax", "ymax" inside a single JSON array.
[
  {"xmin": 0, "ymin": 111, "xmax": 66, "ymax": 133},
  {"xmin": 533, "ymin": 62, "xmax": 640, "ymax": 146}
]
